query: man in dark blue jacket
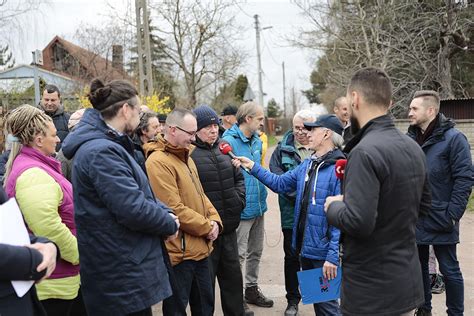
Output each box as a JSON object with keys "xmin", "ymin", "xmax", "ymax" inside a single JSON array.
[
  {"xmin": 408, "ymin": 90, "xmax": 473, "ymax": 316},
  {"xmin": 269, "ymin": 109, "xmax": 316, "ymax": 316},
  {"xmin": 62, "ymin": 79, "xmax": 179, "ymax": 316}
]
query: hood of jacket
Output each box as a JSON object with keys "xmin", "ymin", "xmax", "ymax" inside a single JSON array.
[{"xmin": 62, "ymin": 109, "xmax": 135, "ymax": 160}]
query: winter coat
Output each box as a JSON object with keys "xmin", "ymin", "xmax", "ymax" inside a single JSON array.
[
  {"xmin": 269, "ymin": 130, "xmax": 303, "ymax": 229},
  {"xmin": 252, "ymin": 148, "xmax": 344, "ymax": 265},
  {"xmin": 326, "ymin": 115, "xmax": 430, "ymax": 316},
  {"xmin": 144, "ymin": 135, "xmax": 223, "ymax": 266},
  {"xmin": 191, "ymin": 137, "xmax": 246, "ymax": 234},
  {"xmin": 0, "ymin": 186, "xmax": 49, "ymax": 316},
  {"xmin": 43, "ymin": 105, "xmax": 70, "ymax": 151},
  {"xmin": 5, "ymin": 146, "xmax": 79, "ymax": 301},
  {"xmin": 408, "ymin": 113, "xmax": 473, "ymax": 244},
  {"xmin": 222, "ymin": 124, "xmax": 268, "ymax": 219},
  {"xmin": 61, "ymin": 108, "xmax": 177, "ymax": 315}
]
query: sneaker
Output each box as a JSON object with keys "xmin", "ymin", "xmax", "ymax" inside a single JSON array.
[
  {"xmin": 243, "ymin": 301, "xmax": 254, "ymax": 316},
  {"xmin": 245, "ymin": 286, "xmax": 274, "ymax": 308},
  {"xmin": 431, "ymin": 273, "xmax": 445, "ymax": 294},
  {"xmin": 415, "ymin": 308, "xmax": 432, "ymax": 316},
  {"xmin": 284, "ymin": 303, "xmax": 298, "ymax": 316}
]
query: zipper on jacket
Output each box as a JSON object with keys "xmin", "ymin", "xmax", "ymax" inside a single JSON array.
[
  {"xmin": 210, "ymin": 146, "xmax": 227, "ymax": 219},
  {"xmin": 300, "ymin": 161, "xmax": 324, "ymax": 258}
]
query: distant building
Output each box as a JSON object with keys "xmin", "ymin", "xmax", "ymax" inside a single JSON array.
[{"xmin": 41, "ymin": 35, "xmax": 128, "ymax": 83}]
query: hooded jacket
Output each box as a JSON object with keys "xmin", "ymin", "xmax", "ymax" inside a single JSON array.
[
  {"xmin": 222, "ymin": 124, "xmax": 268, "ymax": 219},
  {"xmin": 408, "ymin": 113, "xmax": 473, "ymax": 244},
  {"xmin": 252, "ymin": 149, "xmax": 344, "ymax": 265},
  {"xmin": 191, "ymin": 137, "xmax": 246, "ymax": 234},
  {"xmin": 61, "ymin": 109, "xmax": 177, "ymax": 315},
  {"xmin": 326, "ymin": 115, "xmax": 429, "ymax": 316},
  {"xmin": 144, "ymin": 135, "xmax": 223, "ymax": 266}
]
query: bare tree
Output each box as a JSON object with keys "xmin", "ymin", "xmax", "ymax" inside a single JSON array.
[
  {"xmin": 292, "ymin": 0, "xmax": 473, "ymax": 116},
  {"xmin": 150, "ymin": 0, "xmax": 244, "ymax": 107}
]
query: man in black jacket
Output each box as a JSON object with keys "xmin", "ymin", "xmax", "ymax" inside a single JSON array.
[
  {"xmin": 191, "ymin": 105, "xmax": 251, "ymax": 316},
  {"xmin": 39, "ymin": 84, "xmax": 70, "ymax": 151},
  {"xmin": 324, "ymin": 67, "xmax": 431, "ymax": 316}
]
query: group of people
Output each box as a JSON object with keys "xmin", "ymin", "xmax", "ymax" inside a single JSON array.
[{"xmin": 0, "ymin": 66, "xmax": 472, "ymax": 316}]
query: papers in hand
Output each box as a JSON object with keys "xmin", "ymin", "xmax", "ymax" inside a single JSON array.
[
  {"xmin": 0, "ymin": 198, "xmax": 34, "ymax": 297},
  {"xmin": 297, "ymin": 266, "xmax": 342, "ymax": 305}
]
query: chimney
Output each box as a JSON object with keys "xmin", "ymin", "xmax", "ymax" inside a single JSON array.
[{"xmin": 112, "ymin": 45, "xmax": 123, "ymax": 72}]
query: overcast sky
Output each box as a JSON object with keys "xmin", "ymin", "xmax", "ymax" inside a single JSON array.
[{"xmin": 7, "ymin": 0, "xmax": 315, "ymax": 108}]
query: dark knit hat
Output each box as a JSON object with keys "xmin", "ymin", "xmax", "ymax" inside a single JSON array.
[
  {"xmin": 221, "ymin": 104, "xmax": 238, "ymax": 116},
  {"xmin": 193, "ymin": 105, "xmax": 220, "ymax": 131},
  {"xmin": 157, "ymin": 113, "xmax": 167, "ymax": 123}
]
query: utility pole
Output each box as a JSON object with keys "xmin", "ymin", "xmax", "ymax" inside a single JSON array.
[
  {"xmin": 254, "ymin": 14, "xmax": 264, "ymax": 110},
  {"xmin": 135, "ymin": 0, "xmax": 153, "ymax": 97},
  {"xmin": 32, "ymin": 50, "xmax": 43, "ymax": 106},
  {"xmin": 291, "ymin": 87, "xmax": 297, "ymax": 116},
  {"xmin": 282, "ymin": 61, "xmax": 286, "ymax": 118}
]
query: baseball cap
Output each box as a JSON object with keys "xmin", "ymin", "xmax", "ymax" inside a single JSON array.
[{"xmin": 304, "ymin": 114, "xmax": 344, "ymax": 135}]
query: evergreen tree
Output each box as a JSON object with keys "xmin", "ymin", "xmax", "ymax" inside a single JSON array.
[
  {"xmin": 267, "ymin": 98, "xmax": 282, "ymax": 118},
  {"xmin": 0, "ymin": 45, "xmax": 15, "ymax": 70}
]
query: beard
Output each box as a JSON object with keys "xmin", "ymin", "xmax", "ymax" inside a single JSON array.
[{"xmin": 350, "ymin": 115, "xmax": 361, "ymax": 135}]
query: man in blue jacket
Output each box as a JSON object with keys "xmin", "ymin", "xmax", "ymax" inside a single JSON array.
[
  {"xmin": 408, "ymin": 90, "xmax": 473, "ymax": 316},
  {"xmin": 222, "ymin": 101, "xmax": 272, "ymax": 309},
  {"xmin": 269, "ymin": 109, "xmax": 317, "ymax": 316},
  {"xmin": 62, "ymin": 79, "xmax": 179, "ymax": 316},
  {"xmin": 234, "ymin": 114, "xmax": 345, "ymax": 315}
]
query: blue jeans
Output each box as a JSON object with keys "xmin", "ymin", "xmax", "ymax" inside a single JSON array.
[
  {"xmin": 162, "ymin": 258, "xmax": 214, "ymax": 316},
  {"xmin": 418, "ymin": 244, "xmax": 464, "ymax": 315},
  {"xmin": 300, "ymin": 257, "xmax": 341, "ymax": 316}
]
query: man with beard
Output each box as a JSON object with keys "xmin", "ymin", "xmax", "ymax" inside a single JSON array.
[
  {"xmin": 333, "ymin": 97, "xmax": 352, "ymax": 144},
  {"xmin": 324, "ymin": 67, "xmax": 431, "ymax": 315},
  {"xmin": 39, "ymin": 85, "xmax": 70, "ymax": 151},
  {"xmin": 407, "ymin": 90, "xmax": 473, "ymax": 316},
  {"xmin": 62, "ymin": 79, "xmax": 179, "ymax": 316},
  {"xmin": 222, "ymin": 101, "xmax": 273, "ymax": 310}
]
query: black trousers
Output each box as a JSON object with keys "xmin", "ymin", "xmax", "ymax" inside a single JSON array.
[
  {"xmin": 282, "ymin": 228, "xmax": 301, "ymax": 305},
  {"xmin": 208, "ymin": 231, "xmax": 245, "ymax": 316},
  {"xmin": 41, "ymin": 298, "xmax": 74, "ymax": 316}
]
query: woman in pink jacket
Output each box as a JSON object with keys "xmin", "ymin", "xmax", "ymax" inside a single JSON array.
[{"xmin": 4, "ymin": 105, "xmax": 80, "ymax": 316}]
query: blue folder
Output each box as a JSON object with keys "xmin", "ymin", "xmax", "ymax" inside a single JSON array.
[{"xmin": 297, "ymin": 267, "xmax": 342, "ymax": 305}]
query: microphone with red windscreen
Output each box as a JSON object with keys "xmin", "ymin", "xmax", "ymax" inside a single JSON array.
[
  {"xmin": 219, "ymin": 141, "xmax": 250, "ymax": 173},
  {"xmin": 335, "ymin": 159, "xmax": 347, "ymax": 180},
  {"xmin": 335, "ymin": 159, "xmax": 347, "ymax": 194}
]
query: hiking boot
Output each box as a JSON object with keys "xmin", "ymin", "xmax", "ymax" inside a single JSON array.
[
  {"xmin": 415, "ymin": 308, "xmax": 432, "ymax": 316},
  {"xmin": 430, "ymin": 273, "xmax": 445, "ymax": 294},
  {"xmin": 284, "ymin": 303, "xmax": 298, "ymax": 316},
  {"xmin": 243, "ymin": 301, "xmax": 254, "ymax": 316},
  {"xmin": 245, "ymin": 286, "xmax": 274, "ymax": 308}
]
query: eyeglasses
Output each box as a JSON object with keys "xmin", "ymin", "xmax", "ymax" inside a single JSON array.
[
  {"xmin": 293, "ymin": 126, "xmax": 307, "ymax": 134},
  {"xmin": 173, "ymin": 125, "xmax": 197, "ymax": 137}
]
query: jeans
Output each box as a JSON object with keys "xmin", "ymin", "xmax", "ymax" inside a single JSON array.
[
  {"xmin": 300, "ymin": 257, "xmax": 341, "ymax": 316},
  {"xmin": 418, "ymin": 244, "xmax": 464, "ymax": 315},
  {"xmin": 162, "ymin": 258, "xmax": 214, "ymax": 316},
  {"xmin": 283, "ymin": 228, "xmax": 301, "ymax": 305},
  {"xmin": 209, "ymin": 232, "xmax": 245, "ymax": 316},
  {"xmin": 236, "ymin": 215, "xmax": 265, "ymax": 288}
]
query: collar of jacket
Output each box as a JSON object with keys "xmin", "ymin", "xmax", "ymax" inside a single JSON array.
[
  {"xmin": 407, "ymin": 113, "xmax": 455, "ymax": 147},
  {"xmin": 20, "ymin": 145, "xmax": 62, "ymax": 174},
  {"xmin": 344, "ymin": 114, "xmax": 394, "ymax": 153},
  {"xmin": 279, "ymin": 130, "xmax": 298, "ymax": 154},
  {"xmin": 193, "ymin": 136, "xmax": 219, "ymax": 150},
  {"xmin": 145, "ymin": 134, "xmax": 193, "ymax": 163}
]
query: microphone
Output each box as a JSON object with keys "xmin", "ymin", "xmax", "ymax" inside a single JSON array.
[
  {"xmin": 219, "ymin": 141, "xmax": 250, "ymax": 173},
  {"xmin": 335, "ymin": 159, "xmax": 347, "ymax": 194},
  {"xmin": 335, "ymin": 159, "xmax": 347, "ymax": 180}
]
